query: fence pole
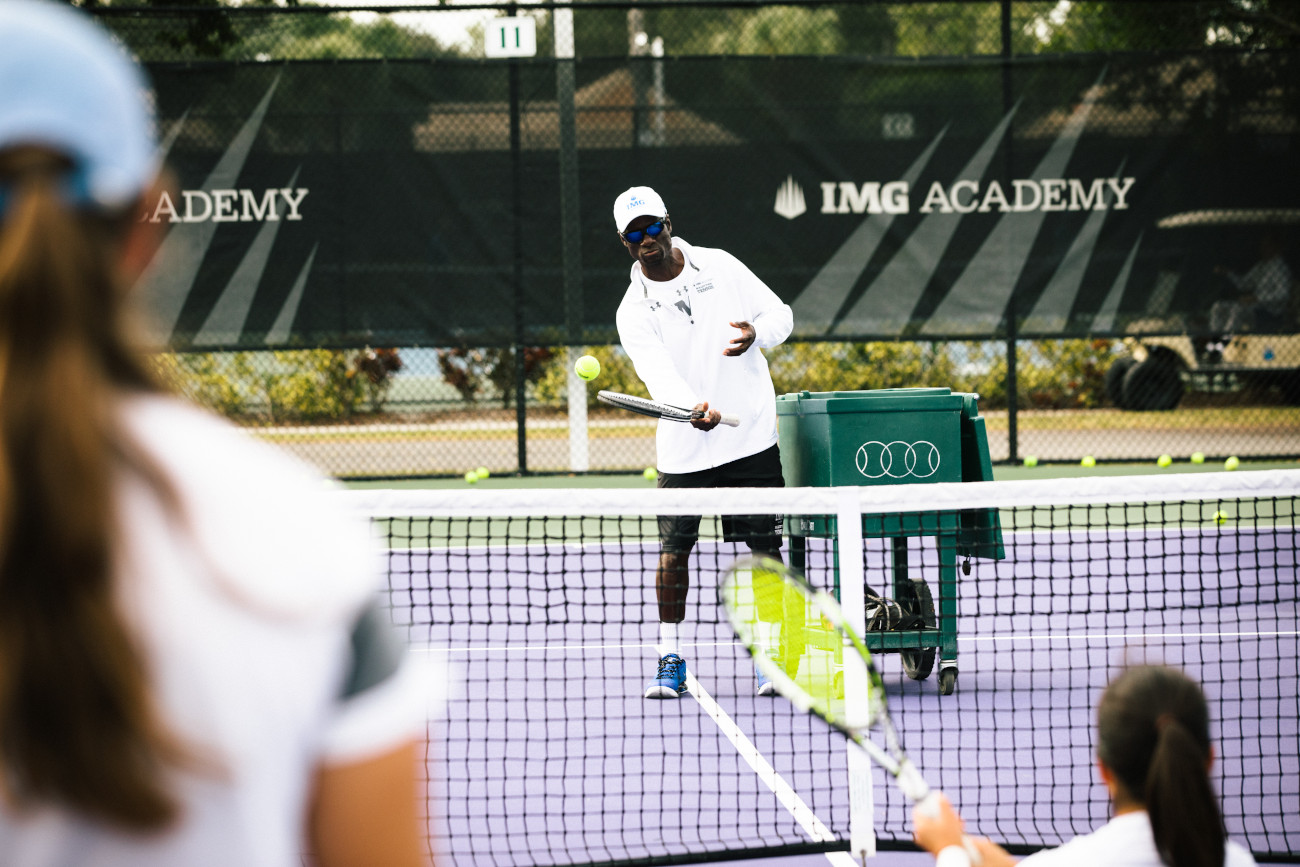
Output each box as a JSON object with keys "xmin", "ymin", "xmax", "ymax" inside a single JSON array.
[
  {"xmin": 509, "ymin": 8, "xmax": 527, "ymax": 474},
  {"xmin": 556, "ymin": 7, "xmax": 589, "ymax": 472},
  {"xmin": 1000, "ymin": 0, "xmax": 1018, "ymax": 464}
]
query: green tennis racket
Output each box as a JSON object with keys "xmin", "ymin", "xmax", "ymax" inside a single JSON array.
[{"xmin": 718, "ymin": 554, "xmax": 980, "ymax": 862}]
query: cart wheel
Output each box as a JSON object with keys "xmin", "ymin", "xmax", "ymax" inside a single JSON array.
[
  {"xmin": 896, "ymin": 579, "xmax": 935, "ymax": 681},
  {"xmin": 939, "ymin": 667, "xmax": 957, "ymax": 695}
]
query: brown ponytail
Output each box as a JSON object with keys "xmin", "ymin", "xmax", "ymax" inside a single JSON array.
[
  {"xmin": 0, "ymin": 149, "xmax": 181, "ymax": 830},
  {"xmin": 1097, "ymin": 666, "xmax": 1225, "ymax": 867}
]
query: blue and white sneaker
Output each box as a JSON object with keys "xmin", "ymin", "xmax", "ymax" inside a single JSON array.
[
  {"xmin": 645, "ymin": 653, "xmax": 688, "ymax": 699},
  {"xmin": 756, "ymin": 666, "xmax": 776, "ymax": 696}
]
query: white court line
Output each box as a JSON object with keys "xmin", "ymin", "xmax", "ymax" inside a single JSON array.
[
  {"xmin": 682, "ymin": 668, "xmax": 841, "ymax": 847},
  {"xmin": 413, "ymin": 626, "xmax": 1297, "ymax": 864},
  {"xmin": 963, "ymin": 629, "xmax": 1300, "ymax": 642},
  {"xmin": 410, "ymin": 630, "xmax": 1299, "ymax": 655},
  {"xmin": 412, "ymin": 640, "xmax": 733, "ymax": 654},
  {"xmin": 418, "ymin": 637, "xmax": 853, "ymax": 860}
]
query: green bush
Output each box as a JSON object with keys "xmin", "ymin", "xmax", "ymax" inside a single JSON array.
[
  {"xmin": 153, "ymin": 352, "xmax": 256, "ymax": 416},
  {"xmin": 352, "ymin": 347, "xmax": 404, "ymax": 412},
  {"xmin": 534, "ymin": 346, "xmax": 650, "ymax": 408},
  {"xmin": 155, "ymin": 339, "xmax": 1114, "ymax": 421},
  {"xmin": 259, "ymin": 349, "xmax": 366, "ymax": 422},
  {"xmin": 766, "ymin": 341, "xmax": 961, "ymax": 395},
  {"xmin": 766, "ymin": 339, "xmax": 1112, "ymax": 410},
  {"xmin": 1014, "ymin": 339, "xmax": 1112, "ymax": 409},
  {"xmin": 154, "ymin": 349, "xmax": 370, "ymax": 422},
  {"xmin": 436, "ymin": 346, "xmax": 555, "ymax": 409}
]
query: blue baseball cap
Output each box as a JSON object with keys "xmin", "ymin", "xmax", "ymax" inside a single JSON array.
[{"xmin": 0, "ymin": 0, "xmax": 157, "ymax": 212}]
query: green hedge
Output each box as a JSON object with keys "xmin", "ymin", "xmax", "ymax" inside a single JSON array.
[
  {"xmin": 155, "ymin": 339, "xmax": 1117, "ymax": 422},
  {"xmin": 153, "ymin": 348, "xmax": 403, "ymax": 422}
]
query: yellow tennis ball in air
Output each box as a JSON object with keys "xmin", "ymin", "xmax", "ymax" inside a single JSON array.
[
  {"xmin": 476, "ymin": 466, "xmax": 490, "ymax": 480},
  {"xmin": 1225, "ymin": 456, "xmax": 1240, "ymax": 471},
  {"xmin": 1080, "ymin": 455, "xmax": 1096, "ymax": 467},
  {"xmin": 1157, "ymin": 454, "xmax": 1172, "ymax": 468},
  {"xmin": 464, "ymin": 470, "xmax": 479, "ymax": 484},
  {"xmin": 574, "ymin": 355, "xmax": 601, "ymax": 381},
  {"xmin": 1212, "ymin": 510, "xmax": 1228, "ymax": 525},
  {"xmin": 1190, "ymin": 452, "xmax": 1205, "ymax": 464},
  {"xmin": 643, "ymin": 467, "xmax": 658, "ymax": 481},
  {"xmin": 1023, "ymin": 456, "xmax": 1038, "ymax": 468}
]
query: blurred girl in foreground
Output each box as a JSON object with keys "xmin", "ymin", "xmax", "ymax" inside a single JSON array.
[{"xmin": 0, "ymin": 2, "xmax": 432, "ymax": 864}]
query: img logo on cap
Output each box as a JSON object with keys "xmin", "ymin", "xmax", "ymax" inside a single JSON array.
[{"xmin": 613, "ymin": 186, "xmax": 667, "ymax": 232}]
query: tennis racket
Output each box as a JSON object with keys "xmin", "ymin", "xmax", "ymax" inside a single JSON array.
[
  {"xmin": 718, "ymin": 555, "xmax": 980, "ymax": 863},
  {"xmin": 597, "ymin": 390, "xmax": 740, "ymax": 427}
]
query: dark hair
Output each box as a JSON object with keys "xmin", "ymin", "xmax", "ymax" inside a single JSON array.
[
  {"xmin": 1096, "ymin": 665, "xmax": 1225, "ymax": 867},
  {"xmin": 0, "ymin": 148, "xmax": 184, "ymax": 830}
]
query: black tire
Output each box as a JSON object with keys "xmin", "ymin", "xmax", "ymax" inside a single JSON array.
[
  {"xmin": 939, "ymin": 667, "xmax": 957, "ymax": 695},
  {"xmin": 1122, "ymin": 352, "xmax": 1184, "ymax": 411},
  {"xmin": 896, "ymin": 579, "xmax": 936, "ymax": 681},
  {"xmin": 1105, "ymin": 356, "xmax": 1137, "ymax": 408}
]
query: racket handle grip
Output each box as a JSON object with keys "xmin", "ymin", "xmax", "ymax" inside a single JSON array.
[
  {"xmin": 718, "ymin": 414, "xmax": 740, "ymax": 427},
  {"xmin": 915, "ymin": 793, "xmax": 983, "ymax": 866}
]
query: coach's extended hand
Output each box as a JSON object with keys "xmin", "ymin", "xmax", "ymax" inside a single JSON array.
[{"xmin": 725, "ymin": 321, "xmax": 756, "ymax": 356}]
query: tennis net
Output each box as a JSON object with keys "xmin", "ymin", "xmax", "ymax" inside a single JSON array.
[{"xmin": 345, "ymin": 469, "xmax": 1300, "ymax": 867}]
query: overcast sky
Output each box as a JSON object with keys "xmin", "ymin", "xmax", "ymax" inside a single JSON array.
[{"xmin": 309, "ymin": 1, "xmax": 504, "ymax": 52}]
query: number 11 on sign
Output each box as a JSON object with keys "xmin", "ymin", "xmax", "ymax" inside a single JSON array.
[{"xmin": 485, "ymin": 17, "xmax": 537, "ymax": 58}]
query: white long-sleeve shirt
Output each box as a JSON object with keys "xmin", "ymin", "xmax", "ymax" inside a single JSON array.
[
  {"xmin": 0, "ymin": 395, "xmax": 431, "ymax": 867},
  {"xmin": 935, "ymin": 811, "xmax": 1256, "ymax": 867},
  {"xmin": 615, "ymin": 237, "xmax": 793, "ymax": 475}
]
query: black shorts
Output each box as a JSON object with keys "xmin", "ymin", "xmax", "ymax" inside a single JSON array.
[{"xmin": 657, "ymin": 444, "xmax": 785, "ymax": 554}]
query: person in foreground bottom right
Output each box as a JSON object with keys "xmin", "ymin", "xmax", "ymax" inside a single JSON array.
[{"xmin": 913, "ymin": 665, "xmax": 1258, "ymax": 867}]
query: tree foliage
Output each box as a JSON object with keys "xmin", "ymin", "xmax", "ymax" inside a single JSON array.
[{"xmin": 79, "ymin": 1, "xmax": 1300, "ymax": 62}]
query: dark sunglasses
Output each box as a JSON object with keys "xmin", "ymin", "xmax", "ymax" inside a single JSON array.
[{"xmin": 621, "ymin": 220, "xmax": 666, "ymax": 244}]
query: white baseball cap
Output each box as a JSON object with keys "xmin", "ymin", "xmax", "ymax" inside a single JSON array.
[
  {"xmin": 0, "ymin": 0, "xmax": 157, "ymax": 213},
  {"xmin": 612, "ymin": 186, "xmax": 668, "ymax": 233}
]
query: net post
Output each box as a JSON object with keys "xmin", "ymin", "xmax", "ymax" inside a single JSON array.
[
  {"xmin": 836, "ymin": 487, "xmax": 875, "ymax": 861},
  {"xmin": 566, "ymin": 348, "xmax": 590, "ymax": 471},
  {"xmin": 556, "ymin": 9, "xmax": 587, "ymax": 473}
]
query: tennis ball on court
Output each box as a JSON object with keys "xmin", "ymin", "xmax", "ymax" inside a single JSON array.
[
  {"xmin": 1157, "ymin": 454, "xmax": 1172, "ymax": 468},
  {"xmin": 574, "ymin": 355, "xmax": 601, "ymax": 381},
  {"xmin": 1080, "ymin": 455, "xmax": 1096, "ymax": 467},
  {"xmin": 1023, "ymin": 456, "xmax": 1038, "ymax": 468},
  {"xmin": 1225, "ymin": 456, "xmax": 1240, "ymax": 471},
  {"xmin": 476, "ymin": 466, "xmax": 490, "ymax": 480},
  {"xmin": 1212, "ymin": 510, "xmax": 1228, "ymax": 525},
  {"xmin": 1190, "ymin": 452, "xmax": 1206, "ymax": 464},
  {"xmin": 643, "ymin": 467, "xmax": 658, "ymax": 481},
  {"xmin": 464, "ymin": 470, "xmax": 479, "ymax": 484}
]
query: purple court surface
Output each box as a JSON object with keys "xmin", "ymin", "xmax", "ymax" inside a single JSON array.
[{"xmin": 383, "ymin": 523, "xmax": 1299, "ymax": 867}]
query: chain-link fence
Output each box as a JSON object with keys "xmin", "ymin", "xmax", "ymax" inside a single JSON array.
[{"xmin": 92, "ymin": 0, "xmax": 1300, "ymax": 477}]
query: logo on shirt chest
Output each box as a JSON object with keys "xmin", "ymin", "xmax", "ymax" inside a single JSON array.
[{"xmin": 674, "ymin": 286, "xmax": 692, "ymax": 319}]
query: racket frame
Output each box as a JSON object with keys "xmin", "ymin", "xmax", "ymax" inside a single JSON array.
[
  {"xmin": 719, "ymin": 555, "xmax": 932, "ymax": 803},
  {"xmin": 597, "ymin": 390, "xmax": 740, "ymax": 427}
]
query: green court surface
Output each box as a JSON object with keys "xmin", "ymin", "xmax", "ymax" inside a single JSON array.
[{"xmin": 341, "ymin": 459, "xmax": 1300, "ymax": 490}]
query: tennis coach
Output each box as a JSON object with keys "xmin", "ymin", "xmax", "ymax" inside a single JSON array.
[{"xmin": 612, "ymin": 186, "xmax": 794, "ymax": 700}]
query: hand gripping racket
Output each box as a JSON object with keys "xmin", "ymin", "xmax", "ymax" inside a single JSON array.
[
  {"xmin": 718, "ymin": 555, "xmax": 981, "ymax": 863},
  {"xmin": 597, "ymin": 390, "xmax": 740, "ymax": 427}
]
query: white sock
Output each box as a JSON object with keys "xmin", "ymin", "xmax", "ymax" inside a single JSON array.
[{"xmin": 659, "ymin": 622, "xmax": 681, "ymax": 657}]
